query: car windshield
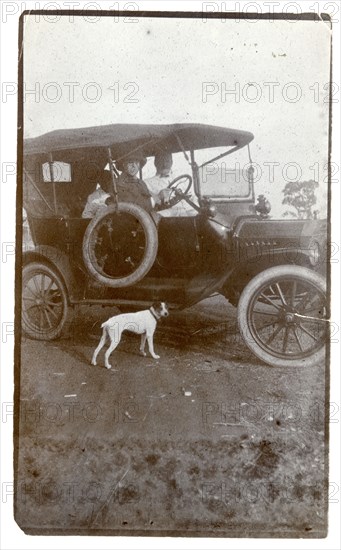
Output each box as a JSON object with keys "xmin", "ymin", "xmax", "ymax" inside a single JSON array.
[{"xmin": 196, "ymin": 146, "xmax": 252, "ymax": 198}]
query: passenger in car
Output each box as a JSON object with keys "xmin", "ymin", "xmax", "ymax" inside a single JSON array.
[
  {"xmin": 81, "ymin": 171, "xmax": 113, "ymax": 218},
  {"xmin": 114, "ymin": 155, "xmax": 155, "ymax": 212}
]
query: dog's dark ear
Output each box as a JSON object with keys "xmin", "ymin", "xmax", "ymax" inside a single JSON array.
[{"xmin": 151, "ymin": 302, "xmax": 161, "ymax": 311}]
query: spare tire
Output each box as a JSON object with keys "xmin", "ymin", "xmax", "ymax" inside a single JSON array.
[{"xmin": 82, "ymin": 203, "xmax": 158, "ymax": 288}]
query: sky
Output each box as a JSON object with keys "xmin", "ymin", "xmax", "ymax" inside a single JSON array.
[{"xmin": 23, "ymin": 14, "xmax": 331, "ymax": 217}]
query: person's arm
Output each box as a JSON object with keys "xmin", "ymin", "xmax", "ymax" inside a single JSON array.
[
  {"xmin": 82, "ymin": 197, "xmax": 95, "ymax": 218},
  {"xmin": 140, "ymin": 185, "xmax": 156, "ymax": 210},
  {"xmin": 158, "ymin": 188, "xmax": 172, "ymax": 206},
  {"xmin": 145, "ymin": 176, "xmax": 171, "ymax": 206}
]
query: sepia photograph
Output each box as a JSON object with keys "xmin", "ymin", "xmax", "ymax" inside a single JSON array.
[{"xmin": 9, "ymin": 3, "xmax": 335, "ymax": 540}]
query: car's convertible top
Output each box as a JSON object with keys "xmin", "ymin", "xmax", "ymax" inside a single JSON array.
[{"xmin": 24, "ymin": 123, "xmax": 254, "ymax": 160}]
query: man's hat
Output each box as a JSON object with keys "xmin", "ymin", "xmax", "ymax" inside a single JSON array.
[
  {"xmin": 115, "ymin": 152, "xmax": 147, "ymax": 172},
  {"xmin": 154, "ymin": 151, "xmax": 173, "ymax": 167}
]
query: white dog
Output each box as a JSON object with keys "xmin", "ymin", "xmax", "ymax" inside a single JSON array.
[{"xmin": 91, "ymin": 302, "xmax": 169, "ymax": 369}]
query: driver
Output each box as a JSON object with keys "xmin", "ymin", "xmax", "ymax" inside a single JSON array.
[
  {"xmin": 145, "ymin": 151, "xmax": 173, "ymax": 205},
  {"xmin": 145, "ymin": 152, "xmax": 197, "ymax": 217}
]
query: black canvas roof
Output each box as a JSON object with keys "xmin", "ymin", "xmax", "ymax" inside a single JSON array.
[{"xmin": 24, "ymin": 123, "xmax": 254, "ymax": 161}]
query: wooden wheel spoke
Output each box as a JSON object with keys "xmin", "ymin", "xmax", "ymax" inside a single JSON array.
[
  {"xmin": 298, "ymin": 323, "xmax": 319, "ymax": 342},
  {"xmin": 24, "ymin": 303, "xmax": 40, "ymax": 312},
  {"xmin": 45, "ymin": 304, "xmax": 59, "ymax": 319},
  {"xmin": 293, "ymin": 327, "xmax": 304, "ymax": 352},
  {"xmin": 253, "ymin": 309, "xmax": 279, "ymax": 316},
  {"xmin": 256, "ymin": 320, "xmax": 279, "ymax": 330},
  {"xmin": 297, "ymin": 292, "xmax": 319, "ymax": 313},
  {"xmin": 45, "ymin": 299, "xmax": 61, "ymax": 307},
  {"xmin": 25, "ymin": 285, "xmax": 38, "ymax": 299},
  {"xmin": 295, "ymin": 292, "xmax": 310, "ymax": 312},
  {"xmin": 282, "ymin": 327, "xmax": 290, "ymax": 353},
  {"xmin": 275, "ymin": 283, "xmax": 287, "ymax": 306},
  {"xmin": 33, "ymin": 276, "xmax": 41, "ymax": 294},
  {"xmin": 44, "ymin": 278, "xmax": 54, "ymax": 295},
  {"xmin": 259, "ymin": 293, "xmax": 281, "ymax": 311},
  {"xmin": 265, "ymin": 324, "xmax": 284, "ymax": 345},
  {"xmin": 43, "ymin": 308, "xmax": 53, "ymax": 328}
]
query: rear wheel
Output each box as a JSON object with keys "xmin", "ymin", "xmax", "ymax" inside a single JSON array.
[
  {"xmin": 22, "ymin": 262, "xmax": 69, "ymax": 340},
  {"xmin": 237, "ymin": 265, "xmax": 327, "ymax": 367}
]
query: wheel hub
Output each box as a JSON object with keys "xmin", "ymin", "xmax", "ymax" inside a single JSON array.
[{"xmin": 284, "ymin": 312, "xmax": 296, "ymax": 324}]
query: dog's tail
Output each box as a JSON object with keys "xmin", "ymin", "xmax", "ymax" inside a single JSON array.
[{"xmin": 100, "ymin": 322, "xmax": 110, "ymax": 340}]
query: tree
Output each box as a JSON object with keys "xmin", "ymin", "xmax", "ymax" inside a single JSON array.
[{"xmin": 282, "ymin": 180, "xmax": 319, "ymax": 219}]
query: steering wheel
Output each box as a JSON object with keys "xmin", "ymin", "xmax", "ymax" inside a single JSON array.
[{"xmin": 160, "ymin": 174, "xmax": 192, "ymax": 208}]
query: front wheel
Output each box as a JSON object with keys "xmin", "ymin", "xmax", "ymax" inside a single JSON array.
[
  {"xmin": 22, "ymin": 262, "xmax": 69, "ymax": 340},
  {"xmin": 237, "ymin": 265, "xmax": 327, "ymax": 368}
]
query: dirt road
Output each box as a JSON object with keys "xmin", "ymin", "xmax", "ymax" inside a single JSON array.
[{"xmin": 15, "ymin": 296, "xmax": 327, "ymax": 537}]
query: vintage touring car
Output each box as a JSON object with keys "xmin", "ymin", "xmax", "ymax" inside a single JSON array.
[{"xmin": 21, "ymin": 123, "xmax": 327, "ymax": 367}]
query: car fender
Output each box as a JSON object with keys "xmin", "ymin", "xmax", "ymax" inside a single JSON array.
[
  {"xmin": 222, "ymin": 247, "xmax": 316, "ymax": 306},
  {"xmin": 22, "ymin": 245, "xmax": 83, "ymax": 302},
  {"xmin": 231, "ymin": 246, "xmax": 313, "ymax": 278}
]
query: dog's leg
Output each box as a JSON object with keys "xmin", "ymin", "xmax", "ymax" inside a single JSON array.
[
  {"xmin": 104, "ymin": 333, "xmax": 121, "ymax": 369},
  {"xmin": 91, "ymin": 327, "xmax": 107, "ymax": 366},
  {"xmin": 146, "ymin": 333, "xmax": 160, "ymax": 360},
  {"xmin": 140, "ymin": 332, "xmax": 147, "ymax": 356}
]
